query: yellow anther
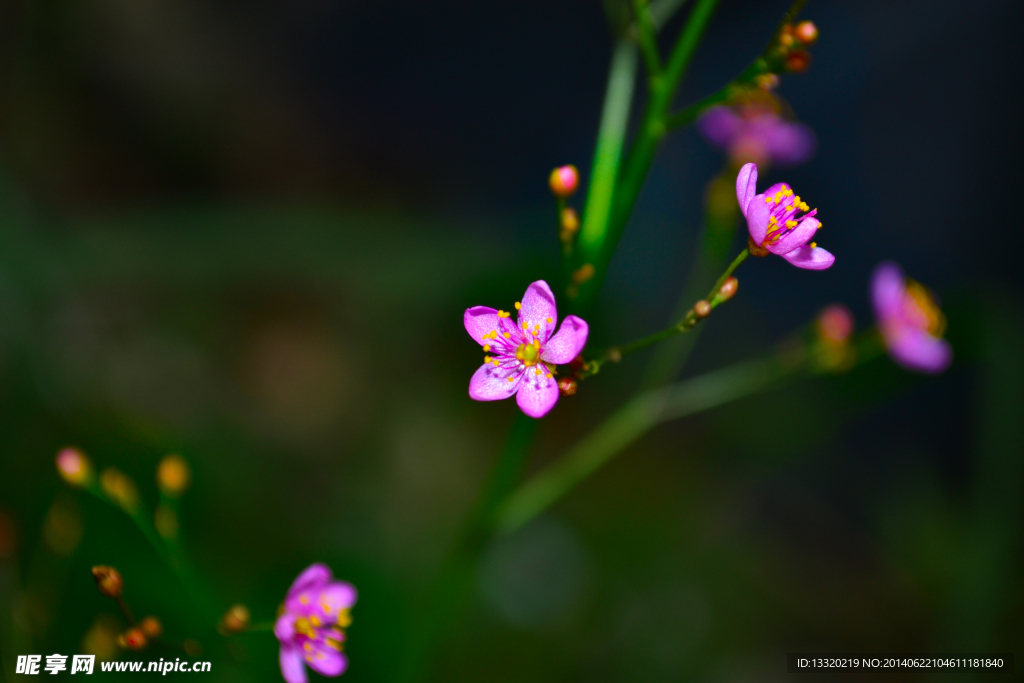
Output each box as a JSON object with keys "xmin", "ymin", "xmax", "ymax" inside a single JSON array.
[
  {"xmin": 809, "ymin": 242, "xmax": 817, "ymax": 248},
  {"xmin": 514, "ymin": 301, "xmax": 521, "ymax": 310},
  {"xmin": 503, "ymin": 332, "xmax": 510, "ymax": 339},
  {"xmin": 816, "ymin": 222, "xmax": 823, "ymax": 229},
  {"xmin": 310, "ymin": 615, "xmax": 322, "ymax": 627},
  {"xmin": 535, "ymin": 368, "xmax": 542, "ymax": 375},
  {"xmin": 783, "ymin": 188, "xmax": 794, "ymax": 196},
  {"xmin": 531, "ymin": 330, "xmax": 538, "ymax": 336},
  {"xmin": 785, "ymin": 220, "xmax": 798, "ymax": 228},
  {"xmin": 484, "ymin": 356, "xmax": 491, "ymax": 363},
  {"xmin": 546, "ymin": 317, "xmax": 553, "ymax": 323},
  {"xmin": 765, "ymin": 196, "xmax": 773, "ymax": 204},
  {"xmin": 492, "ymin": 360, "xmax": 499, "ymax": 367},
  {"xmin": 546, "ymin": 373, "xmax": 553, "ymax": 379},
  {"xmin": 483, "ymin": 344, "xmax": 490, "ymax": 351},
  {"xmin": 507, "ymin": 377, "xmax": 514, "ymax": 382},
  {"xmin": 497, "ymin": 310, "xmax": 510, "ymax": 318},
  {"xmin": 523, "ymin": 322, "xmax": 528, "ymax": 330},
  {"xmin": 773, "ymin": 191, "xmax": 783, "ymax": 203},
  {"xmin": 326, "ymin": 638, "xmax": 343, "ymax": 651}
]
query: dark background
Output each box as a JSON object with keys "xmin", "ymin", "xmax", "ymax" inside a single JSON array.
[{"xmin": 0, "ymin": 1, "xmax": 1022, "ymax": 681}]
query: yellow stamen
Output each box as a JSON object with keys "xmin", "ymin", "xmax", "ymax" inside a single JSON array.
[
  {"xmin": 783, "ymin": 188, "xmax": 794, "ymax": 196},
  {"xmin": 497, "ymin": 310, "xmax": 510, "ymax": 318},
  {"xmin": 809, "ymin": 242, "xmax": 817, "ymax": 248},
  {"xmin": 492, "ymin": 360, "xmax": 499, "ymax": 367},
  {"xmin": 514, "ymin": 301, "xmax": 521, "ymax": 310},
  {"xmin": 546, "ymin": 317, "xmax": 553, "ymax": 323},
  {"xmin": 546, "ymin": 373, "xmax": 553, "ymax": 379},
  {"xmin": 503, "ymin": 332, "xmax": 510, "ymax": 338},
  {"xmin": 337, "ymin": 610, "xmax": 352, "ymax": 628},
  {"xmin": 326, "ymin": 638, "xmax": 343, "ymax": 651},
  {"xmin": 515, "ymin": 341, "xmax": 541, "ymax": 366},
  {"xmin": 906, "ymin": 280, "xmax": 947, "ymax": 336},
  {"xmin": 310, "ymin": 615, "xmax": 322, "ymax": 627},
  {"xmin": 765, "ymin": 196, "xmax": 773, "ymax": 204},
  {"xmin": 535, "ymin": 368, "xmax": 542, "ymax": 375},
  {"xmin": 483, "ymin": 344, "xmax": 490, "ymax": 351},
  {"xmin": 785, "ymin": 219, "xmax": 798, "ymax": 228},
  {"xmin": 507, "ymin": 377, "xmax": 514, "ymax": 382}
]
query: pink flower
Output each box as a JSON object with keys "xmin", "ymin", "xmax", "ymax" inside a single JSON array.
[
  {"xmin": 737, "ymin": 162, "xmax": 835, "ymax": 270},
  {"xmin": 275, "ymin": 564, "xmax": 357, "ymax": 683},
  {"xmin": 464, "ymin": 281, "xmax": 588, "ymax": 418},
  {"xmin": 871, "ymin": 262, "xmax": 952, "ymax": 374},
  {"xmin": 698, "ymin": 104, "xmax": 815, "ymax": 167}
]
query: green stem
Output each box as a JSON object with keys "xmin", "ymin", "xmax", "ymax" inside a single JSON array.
[
  {"xmin": 648, "ymin": 0, "xmax": 691, "ymax": 30},
  {"xmin": 575, "ymin": 38, "xmax": 638, "ymax": 291},
  {"xmin": 576, "ymin": 0, "xmax": 722, "ymax": 308},
  {"xmin": 402, "ymin": 413, "xmax": 538, "ymax": 681},
  {"xmin": 584, "ymin": 247, "xmax": 748, "ymax": 376},
  {"xmin": 632, "ymin": 0, "xmax": 662, "ymax": 75},
  {"xmin": 495, "ymin": 353, "xmax": 792, "ymax": 533}
]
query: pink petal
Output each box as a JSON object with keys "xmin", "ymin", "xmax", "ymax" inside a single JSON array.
[
  {"xmin": 274, "ymin": 614, "xmax": 296, "ymax": 642},
  {"xmin": 744, "ymin": 194, "xmax": 771, "ymax": 246},
  {"xmin": 735, "ymin": 162, "xmax": 758, "ymax": 216},
  {"xmin": 887, "ymin": 328, "xmax": 953, "ymax": 374},
  {"xmin": 767, "ymin": 215, "xmax": 819, "ymax": 255},
  {"xmin": 765, "ymin": 120, "xmax": 816, "ymax": 166},
  {"xmin": 464, "ymin": 306, "xmax": 501, "ymax": 346},
  {"xmin": 540, "ymin": 315, "xmax": 589, "ymax": 365},
  {"xmin": 469, "ymin": 362, "xmax": 522, "ymax": 401},
  {"xmin": 517, "ymin": 281, "xmax": 558, "ymax": 342},
  {"xmin": 871, "ymin": 262, "xmax": 905, "ymax": 323},
  {"xmin": 699, "ymin": 106, "xmax": 741, "ymax": 149},
  {"xmin": 515, "ymin": 370, "xmax": 559, "ymax": 418},
  {"xmin": 779, "ymin": 245, "xmax": 835, "ymax": 270},
  {"xmin": 287, "ymin": 564, "xmax": 331, "ymax": 603},
  {"xmin": 316, "ymin": 582, "xmax": 357, "ymax": 618},
  {"xmin": 280, "ymin": 645, "xmax": 308, "ymax": 683},
  {"xmin": 305, "ymin": 642, "xmax": 349, "ymax": 678}
]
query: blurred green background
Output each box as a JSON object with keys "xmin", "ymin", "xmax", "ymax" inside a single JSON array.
[{"xmin": 1, "ymin": 0, "xmax": 1022, "ymax": 681}]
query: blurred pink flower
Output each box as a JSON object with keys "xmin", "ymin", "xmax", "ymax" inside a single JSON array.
[
  {"xmin": 737, "ymin": 163, "xmax": 834, "ymax": 270},
  {"xmin": 698, "ymin": 104, "xmax": 815, "ymax": 167},
  {"xmin": 275, "ymin": 564, "xmax": 356, "ymax": 683},
  {"xmin": 871, "ymin": 262, "xmax": 952, "ymax": 374},
  {"xmin": 464, "ymin": 280, "xmax": 588, "ymax": 418}
]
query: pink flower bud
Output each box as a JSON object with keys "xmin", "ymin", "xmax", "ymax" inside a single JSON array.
[
  {"xmin": 548, "ymin": 165, "xmax": 579, "ymax": 198},
  {"xmin": 694, "ymin": 300, "xmax": 711, "ymax": 318},
  {"xmin": 794, "ymin": 21, "xmax": 818, "ymax": 45},
  {"xmin": 557, "ymin": 377, "xmax": 578, "ymax": 396},
  {"xmin": 817, "ymin": 304, "xmax": 854, "ymax": 343},
  {"xmin": 56, "ymin": 448, "xmax": 93, "ymax": 487}
]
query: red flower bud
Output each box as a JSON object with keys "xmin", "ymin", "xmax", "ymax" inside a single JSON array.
[
  {"xmin": 794, "ymin": 20, "xmax": 818, "ymax": 45},
  {"xmin": 548, "ymin": 165, "xmax": 579, "ymax": 198},
  {"xmin": 785, "ymin": 50, "xmax": 811, "ymax": 73},
  {"xmin": 718, "ymin": 277, "xmax": 739, "ymax": 302},
  {"xmin": 91, "ymin": 566, "xmax": 123, "ymax": 599},
  {"xmin": 557, "ymin": 377, "xmax": 578, "ymax": 396}
]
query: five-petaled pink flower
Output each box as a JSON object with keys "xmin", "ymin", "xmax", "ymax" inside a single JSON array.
[
  {"xmin": 737, "ymin": 162, "xmax": 835, "ymax": 270},
  {"xmin": 698, "ymin": 103, "xmax": 816, "ymax": 167},
  {"xmin": 275, "ymin": 564, "xmax": 357, "ymax": 683},
  {"xmin": 464, "ymin": 280, "xmax": 588, "ymax": 418},
  {"xmin": 871, "ymin": 261, "xmax": 952, "ymax": 374}
]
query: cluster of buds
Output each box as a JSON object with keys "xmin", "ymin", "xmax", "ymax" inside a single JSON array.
[
  {"xmin": 693, "ymin": 277, "xmax": 738, "ymax": 320},
  {"xmin": 777, "ymin": 20, "xmax": 818, "ymax": 73},
  {"xmin": 92, "ymin": 566, "xmax": 166, "ymax": 652},
  {"xmin": 549, "ymin": 165, "xmax": 582, "ymax": 250}
]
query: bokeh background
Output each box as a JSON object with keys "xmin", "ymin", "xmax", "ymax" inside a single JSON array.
[{"xmin": 1, "ymin": 0, "xmax": 1023, "ymax": 681}]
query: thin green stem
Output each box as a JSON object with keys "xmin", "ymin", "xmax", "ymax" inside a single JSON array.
[
  {"xmin": 583, "ymin": 247, "xmax": 748, "ymax": 377},
  {"xmin": 632, "ymin": 0, "xmax": 662, "ymax": 75},
  {"xmin": 495, "ymin": 353, "xmax": 793, "ymax": 533}
]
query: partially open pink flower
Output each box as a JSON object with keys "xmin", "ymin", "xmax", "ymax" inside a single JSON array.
[
  {"xmin": 737, "ymin": 162, "xmax": 834, "ymax": 270},
  {"xmin": 871, "ymin": 262, "xmax": 952, "ymax": 374},
  {"xmin": 275, "ymin": 564, "xmax": 356, "ymax": 683},
  {"xmin": 698, "ymin": 103, "xmax": 815, "ymax": 167},
  {"xmin": 464, "ymin": 281, "xmax": 588, "ymax": 418}
]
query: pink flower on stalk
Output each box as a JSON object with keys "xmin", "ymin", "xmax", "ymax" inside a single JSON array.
[
  {"xmin": 737, "ymin": 162, "xmax": 835, "ymax": 270},
  {"xmin": 464, "ymin": 281, "xmax": 588, "ymax": 418},
  {"xmin": 871, "ymin": 262, "xmax": 952, "ymax": 374},
  {"xmin": 275, "ymin": 564, "xmax": 357, "ymax": 683},
  {"xmin": 699, "ymin": 104, "xmax": 815, "ymax": 167}
]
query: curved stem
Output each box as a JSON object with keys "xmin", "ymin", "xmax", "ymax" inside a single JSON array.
[
  {"xmin": 632, "ymin": 0, "xmax": 662, "ymax": 76},
  {"xmin": 495, "ymin": 353, "xmax": 793, "ymax": 533},
  {"xmin": 583, "ymin": 247, "xmax": 748, "ymax": 377}
]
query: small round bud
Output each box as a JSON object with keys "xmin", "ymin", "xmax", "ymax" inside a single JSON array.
[
  {"xmin": 120, "ymin": 628, "xmax": 146, "ymax": 650},
  {"xmin": 718, "ymin": 277, "xmax": 739, "ymax": 301},
  {"xmin": 549, "ymin": 165, "xmax": 579, "ymax": 198},
  {"xmin": 755, "ymin": 73, "xmax": 779, "ymax": 91},
  {"xmin": 220, "ymin": 604, "xmax": 251, "ymax": 634},
  {"xmin": 157, "ymin": 455, "xmax": 191, "ymax": 497},
  {"xmin": 139, "ymin": 616, "xmax": 163, "ymax": 639},
  {"xmin": 817, "ymin": 304, "xmax": 854, "ymax": 343},
  {"xmin": 99, "ymin": 468, "xmax": 139, "ymax": 511},
  {"xmin": 779, "ymin": 24, "xmax": 794, "ymax": 47},
  {"xmin": 91, "ymin": 566, "xmax": 124, "ymax": 599},
  {"xmin": 785, "ymin": 50, "xmax": 811, "ymax": 73},
  {"xmin": 794, "ymin": 20, "xmax": 818, "ymax": 45},
  {"xmin": 571, "ymin": 263, "xmax": 595, "ymax": 285},
  {"xmin": 693, "ymin": 300, "xmax": 711, "ymax": 318},
  {"xmin": 559, "ymin": 207, "xmax": 579, "ymax": 234},
  {"xmin": 557, "ymin": 377, "xmax": 577, "ymax": 397},
  {"xmin": 56, "ymin": 448, "xmax": 93, "ymax": 488}
]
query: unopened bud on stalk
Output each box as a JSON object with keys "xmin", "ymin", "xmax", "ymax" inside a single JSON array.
[
  {"xmin": 548, "ymin": 165, "xmax": 579, "ymax": 198},
  {"xmin": 817, "ymin": 304, "xmax": 854, "ymax": 343},
  {"xmin": 559, "ymin": 207, "xmax": 579, "ymax": 235},
  {"xmin": 157, "ymin": 455, "xmax": 190, "ymax": 497},
  {"xmin": 694, "ymin": 300, "xmax": 712, "ymax": 318},
  {"xmin": 100, "ymin": 468, "xmax": 139, "ymax": 511},
  {"xmin": 91, "ymin": 566, "xmax": 123, "ymax": 599},
  {"xmin": 785, "ymin": 50, "xmax": 811, "ymax": 73},
  {"xmin": 718, "ymin": 277, "xmax": 739, "ymax": 302},
  {"xmin": 779, "ymin": 24, "xmax": 795, "ymax": 47},
  {"xmin": 219, "ymin": 604, "xmax": 251, "ymax": 634},
  {"xmin": 119, "ymin": 628, "xmax": 147, "ymax": 650},
  {"xmin": 56, "ymin": 448, "xmax": 93, "ymax": 488},
  {"xmin": 140, "ymin": 616, "xmax": 163, "ymax": 639},
  {"xmin": 557, "ymin": 377, "xmax": 577, "ymax": 397},
  {"xmin": 794, "ymin": 20, "xmax": 818, "ymax": 45}
]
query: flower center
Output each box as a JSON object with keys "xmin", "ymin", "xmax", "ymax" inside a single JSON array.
[
  {"xmin": 294, "ymin": 618, "xmax": 315, "ymax": 638},
  {"xmin": 515, "ymin": 340, "xmax": 541, "ymax": 366},
  {"xmin": 762, "ymin": 185, "xmax": 816, "ymax": 246},
  {"xmin": 904, "ymin": 281, "xmax": 946, "ymax": 337}
]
